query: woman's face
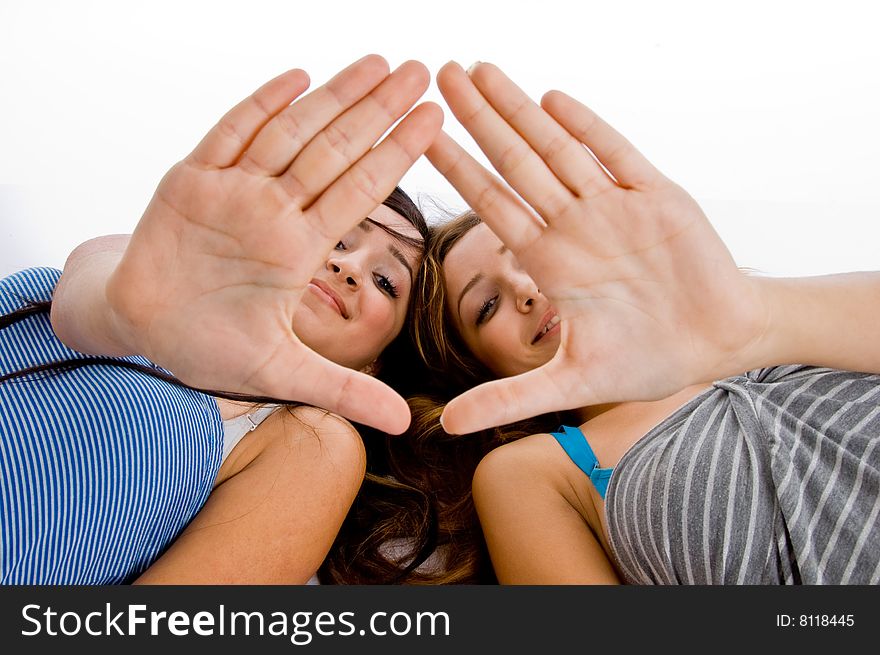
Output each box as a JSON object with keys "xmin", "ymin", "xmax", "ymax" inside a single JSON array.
[
  {"xmin": 443, "ymin": 223, "xmax": 560, "ymax": 378},
  {"xmin": 293, "ymin": 204, "xmax": 422, "ymax": 371}
]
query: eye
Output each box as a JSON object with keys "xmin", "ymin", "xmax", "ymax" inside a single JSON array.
[
  {"xmin": 334, "ymin": 240, "xmax": 347, "ymax": 251},
  {"xmin": 374, "ymin": 273, "xmax": 400, "ymax": 299},
  {"xmin": 476, "ymin": 295, "xmax": 498, "ymax": 326}
]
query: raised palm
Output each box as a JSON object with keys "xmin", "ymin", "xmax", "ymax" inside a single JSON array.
[
  {"xmin": 428, "ymin": 62, "xmax": 768, "ymax": 433},
  {"xmin": 106, "ymin": 57, "xmax": 442, "ymax": 433}
]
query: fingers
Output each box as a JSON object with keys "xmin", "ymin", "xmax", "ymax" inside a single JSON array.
[
  {"xmin": 268, "ymin": 347, "xmax": 412, "ymax": 434},
  {"xmin": 426, "ymin": 130, "xmax": 544, "ymax": 255},
  {"xmin": 440, "ymin": 360, "xmax": 595, "ymax": 434},
  {"xmin": 239, "ymin": 54, "xmax": 391, "ymax": 176},
  {"xmin": 467, "ymin": 62, "xmax": 616, "ymax": 197},
  {"xmin": 283, "ymin": 60, "xmax": 430, "ymax": 207},
  {"xmin": 188, "ymin": 69, "xmax": 311, "ymax": 169},
  {"xmin": 304, "ymin": 101, "xmax": 443, "ymax": 247},
  {"xmin": 541, "ymin": 90, "xmax": 659, "ymax": 189},
  {"xmin": 436, "ymin": 61, "xmax": 573, "ymax": 221}
]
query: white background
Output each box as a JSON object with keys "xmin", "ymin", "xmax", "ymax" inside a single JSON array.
[{"xmin": 1, "ymin": 0, "xmax": 878, "ymax": 277}]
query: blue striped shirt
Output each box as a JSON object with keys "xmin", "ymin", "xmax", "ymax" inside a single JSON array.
[{"xmin": 1, "ymin": 267, "xmax": 223, "ymax": 584}]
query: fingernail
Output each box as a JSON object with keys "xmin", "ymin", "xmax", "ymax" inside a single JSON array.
[
  {"xmin": 466, "ymin": 61, "xmax": 482, "ymax": 76},
  {"xmin": 439, "ymin": 411, "xmax": 456, "ymax": 435}
]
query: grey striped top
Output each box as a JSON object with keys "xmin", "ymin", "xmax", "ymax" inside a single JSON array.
[{"xmin": 604, "ymin": 366, "xmax": 880, "ymax": 584}]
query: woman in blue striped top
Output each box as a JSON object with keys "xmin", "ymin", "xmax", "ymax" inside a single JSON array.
[
  {"xmin": 0, "ymin": 55, "xmax": 443, "ymax": 584},
  {"xmin": 412, "ymin": 62, "xmax": 880, "ymax": 583}
]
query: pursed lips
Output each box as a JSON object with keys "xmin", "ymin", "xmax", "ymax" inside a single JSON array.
[
  {"xmin": 532, "ymin": 309, "xmax": 561, "ymax": 344},
  {"xmin": 308, "ymin": 279, "xmax": 349, "ymax": 319}
]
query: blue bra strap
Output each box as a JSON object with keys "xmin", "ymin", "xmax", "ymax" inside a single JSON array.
[{"xmin": 549, "ymin": 425, "xmax": 613, "ymax": 500}]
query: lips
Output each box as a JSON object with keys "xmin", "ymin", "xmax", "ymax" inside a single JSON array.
[
  {"xmin": 308, "ymin": 279, "xmax": 349, "ymax": 318},
  {"xmin": 532, "ymin": 310, "xmax": 561, "ymax": 344}
]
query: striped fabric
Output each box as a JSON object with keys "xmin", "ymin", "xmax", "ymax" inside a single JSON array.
[
  {"xmin": 0, "ymin": 267, "xmax": 223, "ymax": 584},
  {"xmin": 605, "ymin": 365, "xmax": 880, "ymax": 584}
]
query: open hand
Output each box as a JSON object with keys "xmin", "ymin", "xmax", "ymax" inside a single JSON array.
[
  {"xmin": 106, "ymin": 56, "xmax": 443, "ymax": 434},
  {"xmin": 427, "ymin": 62, "xmax": 768, "ymax": 434}
]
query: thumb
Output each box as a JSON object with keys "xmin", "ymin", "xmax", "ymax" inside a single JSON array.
[
  {"xmin": 265, "ymin": 346, "xmax": 411, "ymax": 434},
  {"xmin": 440, "ymin": 360, "xmax": 591, "ymax": 434}
]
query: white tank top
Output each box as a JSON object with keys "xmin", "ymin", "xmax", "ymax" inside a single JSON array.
[{"xmin": 221, "ymin": 404, "xmax": 280, "ymax": 462}]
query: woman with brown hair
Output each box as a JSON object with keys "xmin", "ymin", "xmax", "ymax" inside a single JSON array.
[
  {"xmin": 405, "ymin": 61, "xmax": 880, "ymax": 584},
  {"xmin": 0, "ymin": 55, "xmax": 444, "ymax": 584}
]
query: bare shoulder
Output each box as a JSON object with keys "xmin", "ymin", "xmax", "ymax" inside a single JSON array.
[
  {"xmin": 263, "ymin": 406, "xmax": 366, "ymax": 475},
  {"xmin": 475, "ymin": 432, "xmax": 605, "ymax": 535},
  {"xmin": 475, "ymin": 433, "xmax": 595, "ymax": 500},
  {"xmin": 474, "ymin": 433, "xmax": 570, "ymax": 491},
  {"xmin": 481, "ymin": 432, "xmax": 566, "ymax": 469},
  {"xmin": 214, "ymin": 405, "xmax": 363, "ymax": 486}
]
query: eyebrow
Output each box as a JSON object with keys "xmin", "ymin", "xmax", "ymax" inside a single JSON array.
[
  {"xmin": 390, "ymin": 245, "xmax": 414, "ymax": 283},
  {"xmin": 454, "ymin": 243, "xmax": 506, "ymax": 324},
  {"xmin": 360, "ymin": 219, "xmax": 414, "ymax": 284},
  {"xmin": 456, "ymin": 273, "xmax": 484, "ymax": 324}
]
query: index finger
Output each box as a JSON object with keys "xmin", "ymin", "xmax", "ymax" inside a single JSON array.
[
  {"xmin": 467, "ymin": 62, "xmax": 616, "ymax": 197},
  {"xmin": 426, "ymin": 130, "xmax": 544, "ymax": 256},
  {"xmin": 436, "ymin": 61, "xmax": 574, "ymax": 224},
  {"xmin": 304, "ymin": 102, "xmax": 443, "ymax": 250}
]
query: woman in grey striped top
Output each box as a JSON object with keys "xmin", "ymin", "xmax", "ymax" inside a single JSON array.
[
  {"xmin": 1, "ymin": 56, "xmax": 443, "ymax": 584},
  {"xmin": 413, "ymin": 62, "xmax": 879, "ymax": 583}
]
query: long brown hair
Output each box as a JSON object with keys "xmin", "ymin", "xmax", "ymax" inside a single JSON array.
[{"xmin": 321, "ymin": 210, "xmax": 571, "ymax": 584}]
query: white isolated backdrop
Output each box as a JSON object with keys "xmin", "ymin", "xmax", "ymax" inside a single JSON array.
[{"xmin": 1, "ymin": 0, "xmax": 878, "ymax": 278}]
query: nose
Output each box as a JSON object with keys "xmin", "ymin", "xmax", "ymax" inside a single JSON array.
[
  {"xmin": 327, "ymin": 256, "xmax": 361, "ymax": 289},
  {"xmin": 514, "ymin": 274, "xmax": 541, "ymax": 313}
]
